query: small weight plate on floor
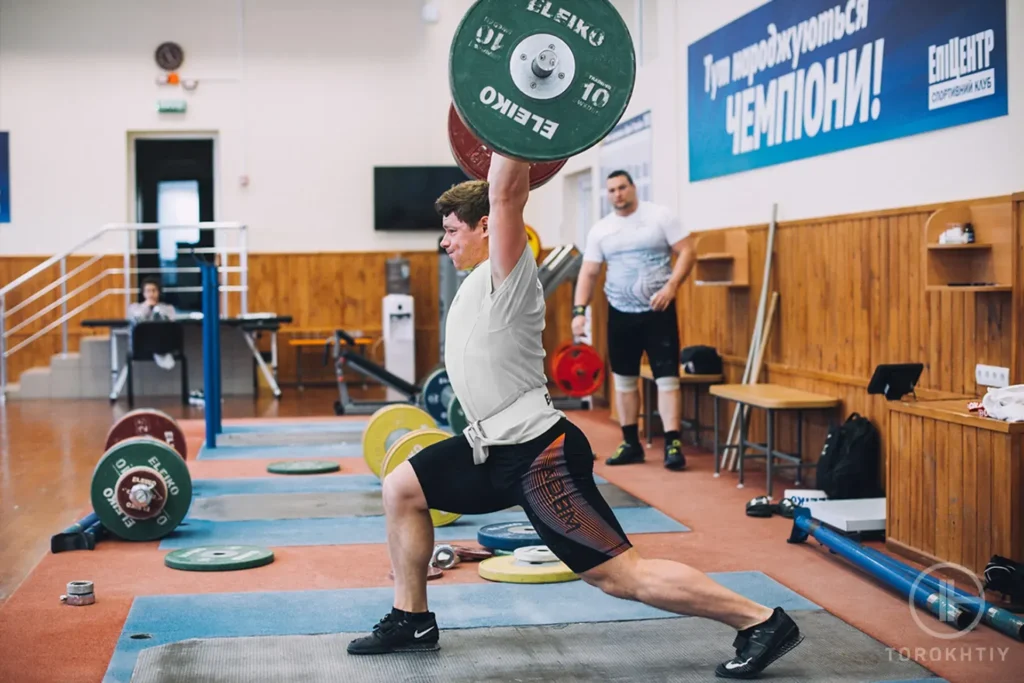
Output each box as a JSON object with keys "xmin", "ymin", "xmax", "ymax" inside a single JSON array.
[
  {"xmin": 164, "ymin": 545, "xmax": 275, "ymax": 572},
  {"xmin": 477, "ymin": 521, "xmax": 541, "ymax": 551},
  {"xmin": 449, "ymin": 0, "xmax": 636, "ymax": 162},
  {"xmin": 362, "ymin": 404, "xmax": 437, "ymax": 479},
  {"xmin": 105, "ymin": 408, "xmax": 187, "ymax": 460},
  {"xmin": 266, "ymin": 460, "xmax": 341, "ymax": 475},
  {"xmin": 388, "ymin": 565, "xmax": 444, "ymax": 581},
  {"xmin": 91, "ymin": 437, "xmax": 192, "ymax": 542},
  {"xmin": 447, "ymin": 395, "xmax": 469, "ymax": 436},
  {"xmin": 478, "ymin": 555, "xmax": 578, "ymax": 584},
  {"xmin": 453, "ymin": 545, "xmax": 494, "ymax": 562},
  {"xmin": 381, "ymin": 429, "xmax": 463, "ymax": 528},
  {"xmin": 513, "ymin": 545, "xmax": 559, "ymax": 564},
  {"xmin": 419, "ymin": 367, "xmax": 453, "ymax": 426}
]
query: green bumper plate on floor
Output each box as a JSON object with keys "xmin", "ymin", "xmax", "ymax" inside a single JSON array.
[
  {"xmin": 164, "ymin": 545, "xmax": 275, "ymax": 572},
  {"xmin": 266, "ymin": 460, "xmax": 341, "ymax": 475}
]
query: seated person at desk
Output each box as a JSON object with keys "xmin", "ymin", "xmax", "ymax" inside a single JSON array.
[{"xmin": 126, "ymin": 277, "xmax": 178, "ymax": 371}]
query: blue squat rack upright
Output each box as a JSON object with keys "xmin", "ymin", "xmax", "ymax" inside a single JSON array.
[{"xmin": 199, "ymin": 258, "xmax": 223, "ymax": 448}]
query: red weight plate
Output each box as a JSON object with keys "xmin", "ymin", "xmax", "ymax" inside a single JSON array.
[
  {"xmin": 105, "ymin": 409, "xmax": 188, "ymax": 460},
  {"xmin": 115, "ymin": 466, "xmax": 168, "ymax": 521},
  {"xmin": 552, "ymin": 343, "xmax": 606, "ymax": 398},
  {"xmin": 389, "ymin": 565, "xmax": 443, "ymax": 581},
  {"xmin": 453, "ymin": 545, "xmax": 495, "ymax": 562},
  {"xmin": 448, "ymin": 104, "xmax": 567, "ymax": 189},
  {"xmin": 548, "ymin": 341, "xmax": 574, "ymax": 378}
]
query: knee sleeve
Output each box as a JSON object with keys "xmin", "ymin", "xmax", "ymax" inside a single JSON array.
[
  {"xmin": 612, "ymin": 374, "xmax": 639, "ymax": 392},
  {"xmin": 655, "ymin": 376, "xmax": 680, "ymax": 391}
]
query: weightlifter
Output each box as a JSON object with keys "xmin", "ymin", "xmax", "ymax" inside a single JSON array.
[
  {"xmin": 346, "ymin": 154, "xmax": 804, "ymax": 679},
  {"xmin": 572, "ymin": 170, "xmax": 696, "ymax": 471}
]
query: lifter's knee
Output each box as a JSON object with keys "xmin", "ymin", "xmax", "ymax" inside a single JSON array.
[
  {"xmin": 580, "ymin": 548, "xmax": 641, "ymax": 601},
  {"xmin": 612, "ymin": 374, "xmax": 639, "ymax": 393},
  {"xmin": 655, "ymin": 375, "xmax": 680, "ymax": 392},
  {"xmin": 382, "ymin": 461, "xmax": 428, "ymax": 514}
]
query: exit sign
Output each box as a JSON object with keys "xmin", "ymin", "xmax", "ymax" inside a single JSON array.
[{"xmin": 156, "ymin": 100, "xmax": 187, "ymax": 114}]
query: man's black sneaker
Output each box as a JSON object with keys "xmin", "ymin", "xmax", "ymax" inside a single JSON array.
[
  {"xmin": 605, "ymin": 441, "xmax": 644, "ymax": 466},
  {"xmin": 715, "ymin": 607, "xmax": 803, "ymax": 679},
  {"xmin": 347, "ymin": 610, "xmax": 440, "ymax": 655},
  {"xmin": 664, "ymin": 439, "xmax": 686, "ymax": 470}
]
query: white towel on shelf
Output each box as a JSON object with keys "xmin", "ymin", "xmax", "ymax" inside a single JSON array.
[{"xmin": 982, "ymin": 385, "xmax": 1024, "ymax": 423}]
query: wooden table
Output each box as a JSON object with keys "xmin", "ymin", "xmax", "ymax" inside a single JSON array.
[
  {"xmin": 886, "ymin": 398, "xmax": 1024, "ymax": 576},
  {"xmin": 710, "ymin": 384, "xmax": 841, "ymax": 497},
  {"xmin": 639, "ymin": 363, "xmax": 723, "ymax": 447}
]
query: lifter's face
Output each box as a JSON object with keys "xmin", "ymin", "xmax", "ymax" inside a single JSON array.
[
  {"xmin": 607, "ymin": 176, "xmax": 637, "ymax": 214},
  {"xmin": 440, "ymin": 214, "xmax": 489, "ymax": 271},
  {"xmin": 143, "ymin": 283, "xmax": 160, "ymax": 306}
]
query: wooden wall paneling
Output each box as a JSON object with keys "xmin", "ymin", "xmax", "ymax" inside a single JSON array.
[{"xmin": 1015, "ymin": 198, "xmax": 1024, "ymax": 384}]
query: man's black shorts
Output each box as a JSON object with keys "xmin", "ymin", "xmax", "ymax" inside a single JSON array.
[
  {"xmin": 408, "ymin": 418, "xmax": 632, "ymax": 574},
  {"xmin": 606, "ymin": 304, "xmax": 680, "ymax": 379}
]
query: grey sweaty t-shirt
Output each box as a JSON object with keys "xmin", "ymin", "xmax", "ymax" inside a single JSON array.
[{"xmin": 583, "ymin": 202, "xmax": 688, "ymax": 313}]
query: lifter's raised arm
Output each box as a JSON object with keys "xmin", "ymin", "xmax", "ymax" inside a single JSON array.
[{"xmin": 487, "ymin": 153, "xmax": 531, "ymax": 289}]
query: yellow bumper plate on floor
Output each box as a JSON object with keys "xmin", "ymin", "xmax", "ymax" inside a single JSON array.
[
  {"xmin": 362, "ymin": 404, "xmax": 437, "ymax": 479},
  {"xmin": 478, "ymin": 555, "xmax": 579, "ymax": 584},
  {"xmin": 380, "ymin": 428, "xmax": 462, "ymax": 528}
]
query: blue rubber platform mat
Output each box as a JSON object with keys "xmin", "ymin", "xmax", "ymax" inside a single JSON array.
[
  {"xmin": 197, "ymin": 441, "xmax": 364, "ymax": 460},
  {"xmin": 103, "ymin": 571, "xmax": 819, "ymax": 683},
  {"xmin": 161, "ymin": 506, "xmax": 689, "ymax": 549}
]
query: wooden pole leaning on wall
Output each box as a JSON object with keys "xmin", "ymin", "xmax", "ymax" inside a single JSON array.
[
  {"xmin": 717, "ymin": 203, "xmax": 778, "ymax": 474},
  {"xmin": 725, "ymin": 291, "xmax": 779, "ymax": 472}
]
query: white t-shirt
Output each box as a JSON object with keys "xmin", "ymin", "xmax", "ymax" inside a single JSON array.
[
  {"xmin": 583, "ymin": 202, "xmax": 688, "ymax": 313},
  {"xmin": 444, "ymin": 244, "xmax": 564, "ymax": 457}
]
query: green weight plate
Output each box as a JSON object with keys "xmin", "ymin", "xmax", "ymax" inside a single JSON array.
[
  {"xmin": 91, "ymin": 437, "xmax": 193, "ymax": 542},
  {"xmin": 448, "ymin": 395, "xmax": 469, "ymax": 435},
  {"xmin": 164, "ymin": 545, "xmax": 275, "ymax": 572},
  {"xmin": 419, "ymin": 367, "xmax": 453, "ymax": 426},
  {"xmin": 266, "ymin": 460, "xmax": 341, "ymax": 475},
  {"xmin": 449, "ymin": 0, "xmax": 636, "ymax": 162}
]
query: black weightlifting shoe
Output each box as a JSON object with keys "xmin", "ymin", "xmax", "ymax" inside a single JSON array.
[
  {"xmin": 605, "ymin": 441, "xmax": 644, "ymax": 466},
  {"xmin": 715, "ymin": 607, "xmax": 803, "ymax": 679},
  {"xmin": 347, "ymin": 609, "xmax": 440, "ymax": 655},
  {"xmin": 664, "ymin": 438, "xmax": 686, "ymax": 470}
]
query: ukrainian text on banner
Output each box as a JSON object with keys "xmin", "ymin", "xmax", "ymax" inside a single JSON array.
[
  {"xmin": 599, "ymin": 111, "xmax": 653, "ymax": 218},
  {"xmin": 686, "ymin": 0, "xmax": 1008, "ymax": 181}
]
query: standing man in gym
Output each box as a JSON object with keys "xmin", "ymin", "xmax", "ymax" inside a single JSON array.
[
  {"xmin": 346, "ymin": 154, "xmax": 803, "ymax": 679},
  {"xmin": 572, "ymin": 171, "xmax": 696, "ymax": 470}
]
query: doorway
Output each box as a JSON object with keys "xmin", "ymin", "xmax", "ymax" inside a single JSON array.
[{"xmin": 132, "ymin": 137, "xmax": 216, "ymax": 313}]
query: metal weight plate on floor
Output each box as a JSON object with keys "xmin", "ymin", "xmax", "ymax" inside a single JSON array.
[
  {"xmin": 448, "ymin": 395, "xmax": 469, "ymax": 436},
  {"xmin": 362, "ymin": 404, "xmax": 437, "ymax": 479},
  {"xmin": 525, "ymin": 224, "xmax": 542, "ymax": 262},
  {"xmin": 90, "ymin": 437, "xmax": 193, "ymax": 542},
  {"xmin": 105, "ymin": 408, "xmax": 187, "ymax": 460},
  {"xmin": 513, "ymin": 545, "xmax": 559, "ymax": 564},
  {"xmin": 477, "ymin": 521, "xmax": 541, "ymax": 551},
  {"xmin": 419, "ymin": 367, "xmax": 454, "ymax": 426},
  {"xmin": 478, "ymin": 554, "xmax": 579, "ymax": 584},
  {"xmin": 164, "ymin": 545, "xmax": 275, "ymax": 572},
  {"xmin": 448, "ymin": 104, "xmax": 566, "ymax": 189},
  {"xmin": 449, "ymin": 0, "xmax": 636, "ymax": 162},
  {"xmin": 551, "ymin": 343, "xmax": 605, "ymax": 397},
  {"xmin": 380, "ymin": 429, "xmax": 463, "ymax": 528},
  {"xmin": 266, "ymin": 460, "xmax": 341, "ymax": 475}
]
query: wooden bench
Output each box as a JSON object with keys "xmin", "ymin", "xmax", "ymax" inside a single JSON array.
[
  {"xmin": 288, "ymin": 331, "xmax": 374, "ymax": 390},
  {"xmin": 709, "ymin": 383, "xmax": 841, "ymax": 497},
  {"xmin": 639, "ymin": 363, "xmax": 724, "ymax": 447}
]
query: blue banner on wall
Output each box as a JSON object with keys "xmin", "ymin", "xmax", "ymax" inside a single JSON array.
[
  {"xmin": 687, "ymin": 0, "xmax": 1009, "ymax": 181},
  {"xmin": 0, "ymin": 132, "xmax": 9, "ymax": 223}
]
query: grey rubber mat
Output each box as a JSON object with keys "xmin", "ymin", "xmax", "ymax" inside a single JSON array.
[
  {"xmin": 216, "ymin": 430, "xmax": 362, "ymax": 447},
  {"xmin": 130, "ymin": 610, "xmax": 938, "ymax": 683},
  {"xmin": 188, "ymin": 483, "xmax": 648, "ymax": 522}
]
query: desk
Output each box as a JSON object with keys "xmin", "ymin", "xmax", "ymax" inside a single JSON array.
[
  {"xmin": 886, "ymin": 398, "xmax": 1024, "ymax": 576},
  {"xmin": 639, "ymin": 363, "xmax": 723, "ymax": 447},
  {"xmin": 710, "ymin": 384, "xmax": 841, "ymax": 497},
  {"xmin": 83, "ymin": 315, "xmax": 292, "ymax": 399}
]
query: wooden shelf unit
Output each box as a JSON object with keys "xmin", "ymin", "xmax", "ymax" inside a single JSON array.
[
  {"xmin": 694, "ymin": 230, "xmax": 749, "ymax": 288},
  {"xmin": 922, "ymin": 201, "xmax": 1015, "ymax": 292}
]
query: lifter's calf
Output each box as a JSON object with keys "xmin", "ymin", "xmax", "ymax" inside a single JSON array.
[
  {"xmin": 381, "ymin": 462, "xmax": 434, "ymax": 613},
  {"xmin": 580, "ymin": 548, "xmax": 772, "ymax": 630}
]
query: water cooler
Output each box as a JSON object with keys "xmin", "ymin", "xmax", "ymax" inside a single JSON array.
[{"xmin": 382, "ymin": 294, "xmax": 415, "ymax": 402}]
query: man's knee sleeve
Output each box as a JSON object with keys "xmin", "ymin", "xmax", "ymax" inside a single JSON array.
[
  {"xmin": 612, "ymin": 374, "xmax": 639, "ymax": 392},
  {"xmin": 655, "ymin": 376, "xmax": 680, "ymax": 391}
]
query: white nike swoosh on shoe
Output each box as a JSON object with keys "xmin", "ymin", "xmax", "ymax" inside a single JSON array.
[
  {"xmin": 724, "ymin": 657, "xmax": 752, "ymax": 670},
  {"xmin": 414, "ymin": 626, "xmax": 436, "ymax": 639}
]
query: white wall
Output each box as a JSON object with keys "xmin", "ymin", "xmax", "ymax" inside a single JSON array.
[{"xmin": 0, "ymin": 0, "xmax": 562, "ymax": 256}]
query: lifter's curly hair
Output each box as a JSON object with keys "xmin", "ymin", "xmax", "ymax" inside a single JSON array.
[{"xmin": 434, "ymin": 180, "xmax": 489, "ymax": 229}]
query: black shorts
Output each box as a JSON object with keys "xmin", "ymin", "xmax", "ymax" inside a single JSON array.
[
  {"xmin": 607, "ymin": 304, "xmax": 680, "ymax": 379},
  {"xmin": 408, "ymin": 418, "xmax": 632, "ymax": 574}
]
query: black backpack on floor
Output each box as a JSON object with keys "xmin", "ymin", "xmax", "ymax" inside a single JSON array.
[{"xmin": 815, "ymin": 413, "xmax": 882, "ymax": 500}]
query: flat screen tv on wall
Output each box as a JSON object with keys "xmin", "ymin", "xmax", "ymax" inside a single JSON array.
[{"xmin": 373, "ymin": 166, "xmax": 472, "ymax": 231}]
